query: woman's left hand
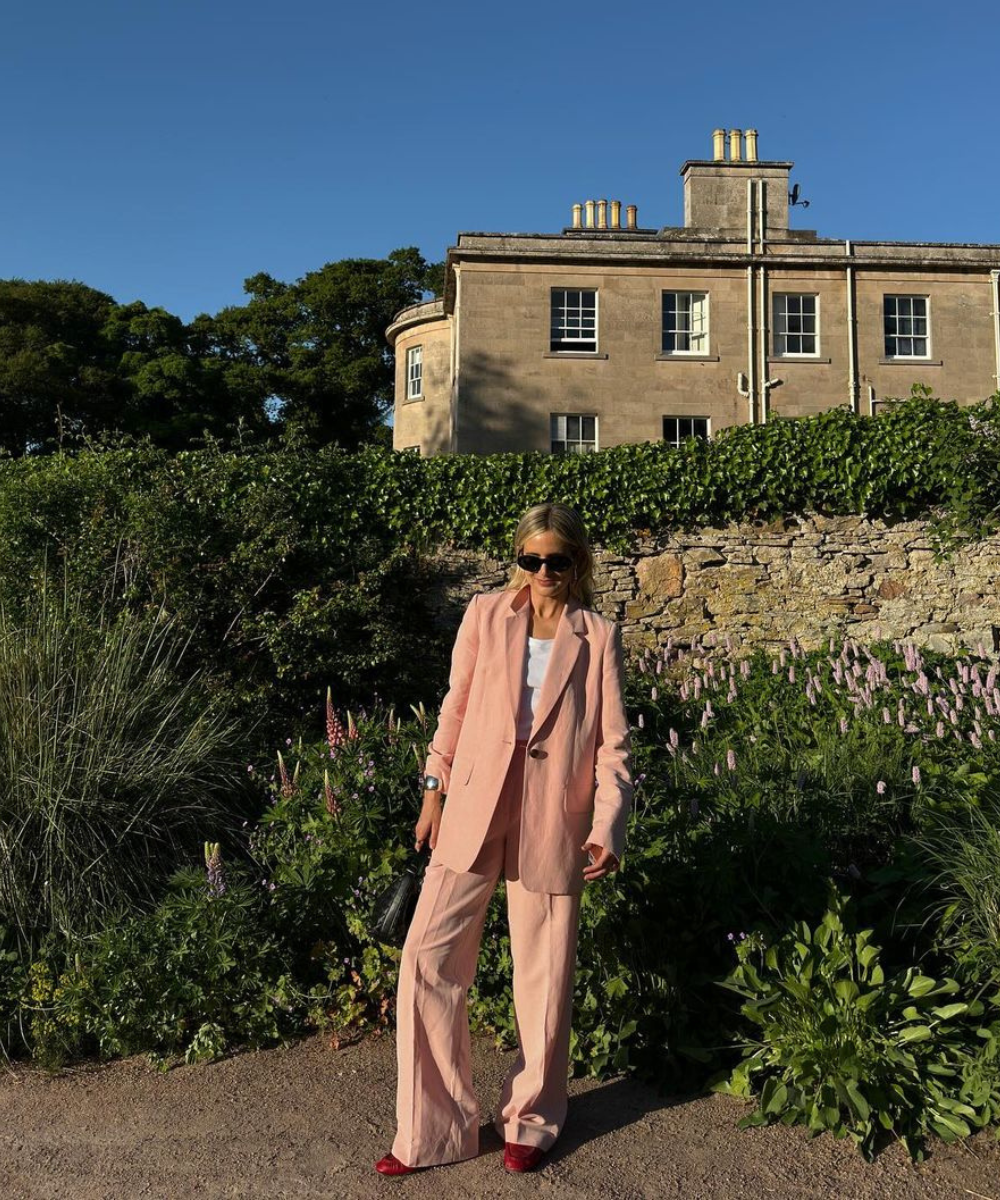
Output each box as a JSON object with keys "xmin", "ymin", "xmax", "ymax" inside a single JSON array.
[{"xmin": 581, "ymin": 842, "xmax": 619, "ymax": 882}]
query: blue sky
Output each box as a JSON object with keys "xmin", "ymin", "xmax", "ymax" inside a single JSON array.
[{"xmin": 4, "ymin": 0, "xmax": 997, "ymax": 322}]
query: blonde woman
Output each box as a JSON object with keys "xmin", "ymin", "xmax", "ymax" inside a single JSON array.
[{"xmin": 376, "ymin": 502, "xmax": 632, "ymax": 1176}]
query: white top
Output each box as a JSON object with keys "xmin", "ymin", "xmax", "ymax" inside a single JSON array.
[{"xmin": 516, "ymin": 637, "xmax": 554, "ymax": 741}]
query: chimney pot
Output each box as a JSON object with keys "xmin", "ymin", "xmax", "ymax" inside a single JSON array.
[
  {"xmin": 626, "ymin": 204, "xmax": 637, "ymax": 230},
  {"xmin": 712, "ymin": 128, "xmax": 726, "ymax": 160},
  {"xmin": 745, "ymin": 129, "xmax": 758, "ymax": 162},
  {"xmin": 596, "ymin": 199, "xmax": 608, "ymax": 229},
  {"xmin": 729, "ymin": 129, "xmax": 742, "ymax": 162},
  {"xmin": 584, "ymin": 199, "xmax": 595, "ymax": 228},
  {"xmin": 571, "ymin": 203, "xmax": 582, "ymax": 229},
  {"xmin": 609, "ymin": 199, "xmax": 621, "ymax": 229}
]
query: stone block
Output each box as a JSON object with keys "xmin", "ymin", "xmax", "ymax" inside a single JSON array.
[
  {"xmin": 877, "ymin": 578, "xmax": 907, "ymax": 600},
  {"xmin": 635, "ymin": 552, "xmax": 684, "ymax": 599}
]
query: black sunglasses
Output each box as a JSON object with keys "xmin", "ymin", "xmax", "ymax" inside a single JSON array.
[{"xmin": 517, "ymin": 553, "xmax": 574, "ymax": 574}]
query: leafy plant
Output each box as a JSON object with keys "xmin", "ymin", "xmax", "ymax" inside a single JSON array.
[{"xmin": 715, "ymin": 892, "xmax": 1000, "ymax": 1160}]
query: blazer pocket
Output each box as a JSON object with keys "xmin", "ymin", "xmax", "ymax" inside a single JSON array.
[{"xmin": 452, "ymin": 759, "xmax": 476, "ymax": 794}]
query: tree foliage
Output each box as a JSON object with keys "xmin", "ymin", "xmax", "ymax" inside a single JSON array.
[{"xmin": 0, "ymin": 249, "xmax": 440, "ymax": 456}]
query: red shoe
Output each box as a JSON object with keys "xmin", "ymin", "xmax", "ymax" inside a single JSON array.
[
  {"xmin": 503, "ymin": 1142, "xmax": 545, "ymax": 1173},
  {"xmin": 375, "ymin": 1152, "xmax": 418, "ymax": 1176}
]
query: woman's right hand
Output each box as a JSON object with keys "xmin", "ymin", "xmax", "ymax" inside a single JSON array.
[{"xmin": 415, "ymin": 793, "xmax": 443, "ymax": 852}]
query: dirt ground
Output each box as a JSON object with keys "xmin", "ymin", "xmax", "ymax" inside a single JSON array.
[{"xmin": 1, "ymin": 1031, "xmax": 998, "ymax": 1200}]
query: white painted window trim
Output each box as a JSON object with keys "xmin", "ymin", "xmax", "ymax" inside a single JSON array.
[
  {"xmin": 773, "ymin": 293, "xmax": 821, "ymax": 358},
  {"xmin": 661, "ymin": 291, "xmax": 709, "ymax": 355},
  {"xmin": 550, "ymin": 412, "xmax": 599, "ymax": 454},
  {"xmin": 550, "ymin": 288, "xmax": 599, "ymax": 354},
  {"xmin": 883, "ymin": 294, "xmax": 932, "ymax": 360},
  {"xmin": 406, "ymin": 344, "xmax": 423, "ymax": 399},
  {"xmin": 662, "ymin": 415, "xmax": 711, "ymax": 448}
]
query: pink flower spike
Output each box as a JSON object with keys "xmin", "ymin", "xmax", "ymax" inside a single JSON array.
[
  {"xmin": 876, "ymin": 781, "xmax": 887, "ymax": 795},
  {"xmin": 912, "ymin": 765, "xmax": 921, "ymax": 787}
]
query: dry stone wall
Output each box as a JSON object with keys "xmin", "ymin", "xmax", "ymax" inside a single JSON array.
[{"xmin": 427, "ymin": 516, "xmax": 1000, "ymax": 656}]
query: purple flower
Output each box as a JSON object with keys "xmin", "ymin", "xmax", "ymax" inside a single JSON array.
[{"xmin": 876, "ymin": 780, "xmax": 887, "ymax": 795}]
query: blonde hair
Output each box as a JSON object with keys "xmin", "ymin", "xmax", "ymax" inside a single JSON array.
[{"xmin": 506, "ymin": 503, "xmax": 595, "ymax": 608}]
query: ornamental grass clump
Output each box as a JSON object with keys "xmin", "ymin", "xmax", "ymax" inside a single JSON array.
[{"xmin": 0, "ymin": 571, "xmax": 249, "ymax": 950}]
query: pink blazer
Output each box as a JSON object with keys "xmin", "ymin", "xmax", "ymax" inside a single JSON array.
[{"xmin": 424, "ymin": 584, "xmax": 633, "ymax": 895}]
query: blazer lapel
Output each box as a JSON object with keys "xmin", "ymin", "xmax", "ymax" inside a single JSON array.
[
  {"xmin": 528, "ymin": 596, "xmax": 587, "ymax": 739},
  {"xmin": 504, "ymin": 586, "xmax": 531, "ymax": 727}
]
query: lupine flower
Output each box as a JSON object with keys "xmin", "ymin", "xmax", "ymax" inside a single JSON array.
[
  {"xmin": 970, "ymin": 733, "xmax": 983, "ymax": 750},
  {"xmin": 912, "ymin": 765, "xmax": 921, "ymax": 786},
  {"xmin": 882, "ymin": 708, "xmax": 891, "ymax": 725},
  {"xmin": 651, "ymin": 686, "xmax": 658, "ymax": 701},
  {"xmin": 713, "ymin": 762, "xmax": 721, "ymax": 776},
  {"xmin": 876, "ymin": 781, "xmax": 887, "ymax": 795},
  {"xmin": 788, "ymin": 666, "xmax": 795, "ymax": 684},
  {"xmin": 669, "ymin": 727, "xmax": 679, "ymax": 748},
  {"xmin": 205, "ymin": 842, "xmax": 226, "ymax": 898},
  {"xmin": 326, "ymin": 687, "xmax": 346, "ymax": 753},
  {"xmin": 839, "ymin": 718, "xmax": 848, "ymax": 735},
  {"xmin": 726, "ymin": 749, "xmax": 737, "ymax": 772},
  {"xmin": 638, "ymin": 713, "xmax": 645, "ymax": 729},
  {"xmin": 324, "ymin": 770, "xmax": 341, "ymax": 817}
]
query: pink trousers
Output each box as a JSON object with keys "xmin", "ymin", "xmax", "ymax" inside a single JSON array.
[{"xmin": 391, "ymin": 741, "xmax": 583, "ymax": 1167}]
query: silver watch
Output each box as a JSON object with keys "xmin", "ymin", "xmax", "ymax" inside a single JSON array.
[{"xmin": 422, "ymin": 774, "xmax": 442, "ymax": 792}]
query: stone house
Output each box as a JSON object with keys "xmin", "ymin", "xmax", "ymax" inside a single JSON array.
[{"xmin": 387, "ymin": 129, "xmax": 1000, "ymax": 457}]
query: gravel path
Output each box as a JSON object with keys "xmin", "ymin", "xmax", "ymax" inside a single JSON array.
[{"xmin": 1, "ymin": 1032, "xmax": 998, "ymax": 1199}]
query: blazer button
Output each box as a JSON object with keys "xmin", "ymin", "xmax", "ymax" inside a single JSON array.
[{"xmin": 528, "ymin": 747, "xmax": 541, "ymax": 758}]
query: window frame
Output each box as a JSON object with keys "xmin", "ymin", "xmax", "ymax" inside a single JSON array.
[
  {"xmin": 883, "ymin": 294, "xmax": 931, "ymax": 360},
  {"xmin": 662, "ymin": 416, "xmax": 711, "ymax": 448},
  {"xmin": 661, "ymin": 291, "xmax": 709, "ymax": 356},
  {"xmin": 405, "ymin": 344, "xmax": 423, "ymax": 400},
  {"xmin": 549, "ymin": 288, "xmax": 599, "ymax": 354},
  {"xmin": 772, "ymin": 292, "xmax": 820, "ymax": 358},
  {"xmin": 550, "ymin": 412, "xmax": 599, "ymax": 454}
]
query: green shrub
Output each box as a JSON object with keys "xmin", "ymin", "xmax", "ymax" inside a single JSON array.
[
  {"xmin": 0, "ymin": 395, "xmax": 999, "ymax": 757},
  {"xmin": 714, "ymin": 892, "xmax": 1000, "ymax": 1161}
]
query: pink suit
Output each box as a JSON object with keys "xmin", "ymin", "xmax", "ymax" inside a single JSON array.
[{"xmin": 391, "ymin": 584, "xmax": 632, "ymax": 1167}]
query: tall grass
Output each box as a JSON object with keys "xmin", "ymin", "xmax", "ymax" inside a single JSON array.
[{"xmin": 0, "ymin": 571, "xmax": 251, "ymax": 949}]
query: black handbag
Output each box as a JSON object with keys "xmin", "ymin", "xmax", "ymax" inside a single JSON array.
[{"xmin": 369, "ymin": 850, "xmax": 428, "ymax": 947}]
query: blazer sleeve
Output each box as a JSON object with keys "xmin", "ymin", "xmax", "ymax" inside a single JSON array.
[
  {"xmin": 423, "ymin": 594, "xmax": 481, "ymax": 793},
  {"xmin": 586, "ymin": 621, "xmax": 633, "ymax": 861}
]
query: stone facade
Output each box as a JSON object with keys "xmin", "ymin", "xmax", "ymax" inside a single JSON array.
[
  {"xmin": 425, "ymin": 517, "xmax": 1000, "ymax": 657},
  {"xmin": 387, "ymin": 131, "xmax": 1000, "ymax": 457}
]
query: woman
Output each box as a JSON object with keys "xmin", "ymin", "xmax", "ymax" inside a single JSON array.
[{"xmin": 376, "ymin": 502, "xmax": 632, "ymax": 1176}]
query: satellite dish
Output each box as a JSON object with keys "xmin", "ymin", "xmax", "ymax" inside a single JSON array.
[{"xmin": 789, "ymin": 183, "xmax": 811, "ymax": 209}]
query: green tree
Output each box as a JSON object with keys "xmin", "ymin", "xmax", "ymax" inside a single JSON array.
[
  {"xmin": 196, "ymin": 247, "xmax": 439, "ymax": 449},
  {"xmin": 0, "ymin": 280, "xmax": 127, "ymax": 456}
]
